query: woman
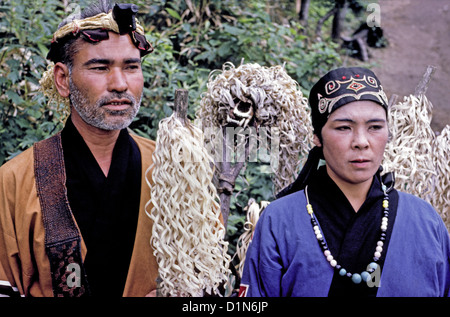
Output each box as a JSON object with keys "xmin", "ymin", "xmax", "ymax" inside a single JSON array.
[{"xmin": 239, "ymin": 67, "xmax": 450, "ymax": 297}]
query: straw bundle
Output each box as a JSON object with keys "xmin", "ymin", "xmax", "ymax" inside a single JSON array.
[
  {"xmin": 197, "ymin": 62, "xmax": 313, "ymax": 194},
  {"xmin": 146, "ymin": 114, "xmax": 231, "ymax": 297},
  {"xmin": 383, "ymin": 94, "xmax": 436, "ymax": 198},
  {"xmin": 383, "ymin": 94, "xmax": 450, "ymax": 229},
  {"xmin": 430, "ymin": 125, "xmax": 450, "ymax": 227},
  {"xmin": 232, "ymin": 199, "xmax": 270, "ymax": 278}
]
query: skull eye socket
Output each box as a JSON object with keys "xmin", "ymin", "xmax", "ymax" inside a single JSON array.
[{"xmin": 235, "ymin": 100, "xmax": 253, "ymax": 116}]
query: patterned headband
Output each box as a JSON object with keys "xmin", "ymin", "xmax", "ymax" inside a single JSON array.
[
  {"xmin": 309, "ymin": 67, "xmax": 388, "ymax": 135},
  {"xmin": 47, "ymin": 3, "xmax": 153, "ymax": 62}
]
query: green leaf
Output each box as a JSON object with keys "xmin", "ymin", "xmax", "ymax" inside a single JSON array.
[
  {"xmin": 5, "ymin": 90, "xmax": 23, "ymax": 104},
  {"xmin": 217, "ymin": 42, "xmax": 232, "ymax": 57},
  {"xmin": 223, "ymin": 24, "xmax": 243, "ymax": 36},
  {"xmin": 166, "ymin": 8, "xmax": 181, "ymax": 21},
  {"xmin": 194, "ymin": 50, "xmax": 215, "ymax": 62}
]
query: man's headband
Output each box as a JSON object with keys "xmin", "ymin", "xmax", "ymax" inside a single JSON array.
[
  {"xmin": 47, "ymin": 3, "xmax": 153, "ymax": 62},
  {"xmin": 309, "ymin": 67, "xmax": 388, "ymax": 135}
]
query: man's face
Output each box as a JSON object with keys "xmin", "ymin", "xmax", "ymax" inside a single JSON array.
[{"xmin": 68, "ymin": 32, "xmax": 144, "ymax": 131}]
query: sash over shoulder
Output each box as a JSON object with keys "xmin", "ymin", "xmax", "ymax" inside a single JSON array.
[{"xmin": 33, "ymin": 133, "xmax": 90, "ymax": 297}]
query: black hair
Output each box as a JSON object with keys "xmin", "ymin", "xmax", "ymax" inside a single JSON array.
[{"xmin": 51, "ymin": 0, "xmax": 115, "ymax": 68}]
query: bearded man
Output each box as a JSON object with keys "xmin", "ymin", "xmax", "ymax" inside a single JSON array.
[{"xmin": 0, "ymin": 1, "xmax": 158, "ymax": 297}]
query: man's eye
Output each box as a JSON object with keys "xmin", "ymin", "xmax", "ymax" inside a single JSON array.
[
  {"xmin": 336, "ymin": 126, "xmax": 350, "ymax": 131},
  {"xmin": 126, "ymin": 65, "xmax": 140, "ymax": 70},
  {"xmin": 90, "ymin": 66, "xmax": 108, "ymax": 71}
]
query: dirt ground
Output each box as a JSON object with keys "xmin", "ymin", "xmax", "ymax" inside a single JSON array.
[{"xmin": 368, "ymin": 0, "xmax": 450, "ymax": 133}]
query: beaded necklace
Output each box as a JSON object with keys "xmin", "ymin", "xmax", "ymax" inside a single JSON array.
[{"xmin": 304, "ymin": 182, "xmax": 391, "ymax": 285}]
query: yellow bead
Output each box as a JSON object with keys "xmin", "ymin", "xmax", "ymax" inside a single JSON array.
[
  {"xmin": 382, "ymin": 200, "xmax": 389, "ymax": 208},
  {"xmin": 306, "ymin": 204, "xmax": 313, "ymax": 214}
]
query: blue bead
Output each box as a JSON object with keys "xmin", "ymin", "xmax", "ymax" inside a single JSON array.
[
  {"xmin": 352, "ymin": 273, "xmax": 362, "ymax": 284},
  {"xmin": 361, "ymin": 271, "xmax": 371, "ymax": 282},
  {"xmin": 368, "ymin": 262, "xmax": 378, "ymax": 270},
  {"xmin": 339, "ymin": 268, "xmax": 347, "ymax": 276}
]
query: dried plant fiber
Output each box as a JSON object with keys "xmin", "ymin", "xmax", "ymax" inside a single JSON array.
[{"xmin": 146, "ymin": 114, "xmax": 231, "ymax": 297}]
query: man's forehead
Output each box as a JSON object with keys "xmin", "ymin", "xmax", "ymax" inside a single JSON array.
[{"xmin": 74, "ymin": 32, "xmax": 141, "ymax": 64}]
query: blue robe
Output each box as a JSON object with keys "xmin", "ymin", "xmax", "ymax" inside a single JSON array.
[{"xmin": 240, "ymin": 190, "xmax": 450, "ymax": 297}]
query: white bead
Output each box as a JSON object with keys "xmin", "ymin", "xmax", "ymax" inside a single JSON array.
[
  {"xmin": 382, "ymin": 217, "xmax": 388, "ymax": 223},
  {"xmin": 316, "ymin": 233, "xmax": 323, "ymax": 240},
  {"xmin": 314, "ymin": 229, "xmax": 321, "ymax": 235},
  {"xmin": 326, "ymin": 255, "xmax": 334, "ymax": 262},
  {"xmin": 330, "ymin": 260, "xmax": 337, "ymax": 267},
  {"xmin": 376, "ymin": 246, "xmax": 383, "ymax": 253},
  {"xmin": 381, "ymin": 225, "xmax": 387, "ymax": 231},
  {"xmin": 324, "ymin": 250, "xmax": 331, "ymax": 257},
  {"xmin": 377, "ymin": 241, "xmax": 384, "ymax": 247},
  {"xmin": 374, "ymin": 251, "xmax": 381, "ymax": 258},
  {"xmin": 313, "ymin": 225, "xmax": 319, "ymax": 231}
]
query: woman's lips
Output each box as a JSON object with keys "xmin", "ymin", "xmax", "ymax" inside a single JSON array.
[{"xmin": 350, "ymin": 158, "xmax": 371, "ymax": 168}]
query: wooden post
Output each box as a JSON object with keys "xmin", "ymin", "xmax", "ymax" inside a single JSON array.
[
  {"xmin": 218, "ymin": 127, "xmax": 250, "ymax": 227},
  {"xmin": 174, "ymin": 89, "xmax": 189, "ymax": 125},
  {"xmin": 388, "ymin": 94, "xmax": 398, "ymax": 108},
  {"xmin": 414, "ymin": 65, "xmax": 436, "ymax": 97}
]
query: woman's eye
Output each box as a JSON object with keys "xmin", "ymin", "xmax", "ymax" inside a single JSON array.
[{"xmin": 369, "ymin": 125, "xmax": 383, "ymax": 131}]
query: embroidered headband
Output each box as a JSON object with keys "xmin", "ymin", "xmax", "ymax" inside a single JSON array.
[
  {"xmin": 39, "ymin": 3, "xmax": 152, "ymax": 114},
  {"xmin": 309, "ymin": 67, "xmax": 388, "ymax": 136},
  {"xmin": 276, "ymin": 67, "xmax": 389, "ymax": 198}
]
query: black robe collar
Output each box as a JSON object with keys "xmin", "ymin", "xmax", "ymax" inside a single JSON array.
[
  {"xmin": 61, "ymin": 117, "xmax": 142, "ymax": 296},
  {"xmin": 308, "ymin": 166, "xmax": 398, "ymax": 297}
]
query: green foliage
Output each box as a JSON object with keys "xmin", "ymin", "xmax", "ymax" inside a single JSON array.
[{"xmin": 0, "ymin": 0, "xmax": 68, "ymax": 163}]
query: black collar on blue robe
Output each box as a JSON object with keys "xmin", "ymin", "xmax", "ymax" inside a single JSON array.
[
  {"xmin": 307, "ymin": 166, "xmax": 398, "ymax": 297},
  {"xmin": 61, "ymin": 117, "xmax": 142, "ymax": 297}
]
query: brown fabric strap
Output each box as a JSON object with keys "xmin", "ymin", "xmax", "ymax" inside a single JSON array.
[{"xmin": 34, "ymin": 133, "xmax": 90, "ymax": 297}]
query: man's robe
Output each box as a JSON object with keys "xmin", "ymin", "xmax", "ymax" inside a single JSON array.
[{"xmin": 0, "ymin": 128, "xmax": 157, "ymax": 297}]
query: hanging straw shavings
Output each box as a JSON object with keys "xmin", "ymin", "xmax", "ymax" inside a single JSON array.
[
  {"xmin": 430, "ymin": 125, "xmax": 450, "ymax": 229},
  {"xmin": 146, "ymin": 114, "xmax": 231, "ymax": 297},
  {"xmin": 383, "ymin": 93, "xmax": 450, "ymax": 229},
  {"xmin": 197, "ymin": 62, "xmax": 313, "ymax": 193},
  {"xmin": 232, "ymin": 198, "xmax": 270, "ymax": 278},
  {"xmin": 39, "ymin": 63, "xmax": 71, "ymax": 121},
  {"xmin": 383, "ymin": 94, "xmax": 436, "ymax": 199}
]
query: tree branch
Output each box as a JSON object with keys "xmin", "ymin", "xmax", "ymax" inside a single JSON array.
[{"xmin": 315, "ymin": 7, "xmax": 337, "ymax": 39}]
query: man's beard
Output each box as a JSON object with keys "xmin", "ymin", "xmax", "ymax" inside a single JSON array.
[{"xmin": 69, "ymin": 78, "xmax": 142, "ymax": 131}]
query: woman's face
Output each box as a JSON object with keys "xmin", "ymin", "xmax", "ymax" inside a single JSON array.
[{"xmin": 317, "ymin": 100, "xmax": 389, "ymax": 189}]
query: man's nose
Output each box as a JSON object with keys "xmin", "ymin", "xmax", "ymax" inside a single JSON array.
[{"xmin": 107, "ymin": 68, "xmax": 128, "ymax": 93}]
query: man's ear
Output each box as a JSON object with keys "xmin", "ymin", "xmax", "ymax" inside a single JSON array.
[
  {"xmin": 313, "ymin": 134, "xmax": 322, "ymax": 147},
  {"xmin": 53, "ymin": 62, "xmax": 71, "ymax": 98}
]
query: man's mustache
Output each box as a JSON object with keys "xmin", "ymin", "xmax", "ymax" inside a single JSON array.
[{"xmin": 99, "ymin": 93, "xmax": 137, "ymax": 107}]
